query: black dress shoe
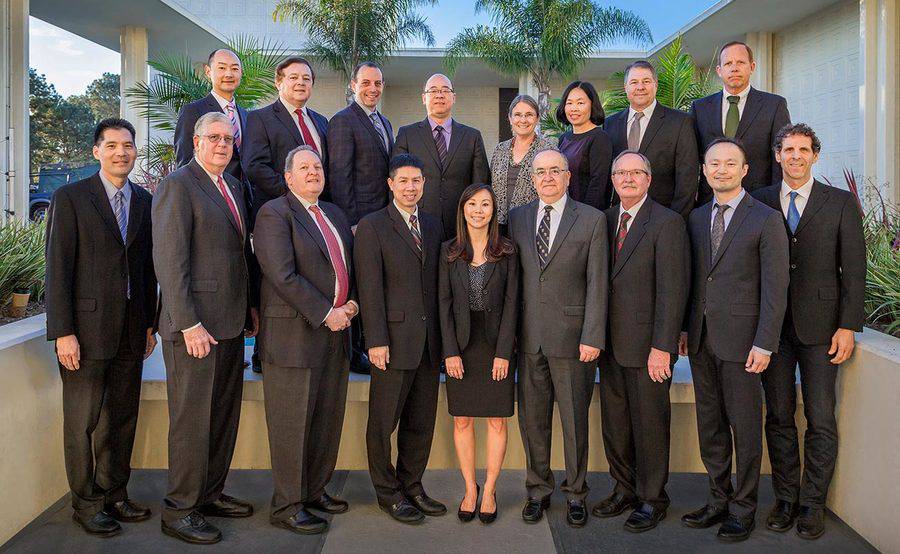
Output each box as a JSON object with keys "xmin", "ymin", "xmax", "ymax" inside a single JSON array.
[
  {"xmin": 592, "ymin": 491, "xmax": 640, "ymax": 518},
  {"xmin": 272, "ymin": 508, "xmax": 328, "ymax": 535},
  {"xmin": 522, "ymin": 497, "xmax": 550, "ymax": 523},
  {"xmin": 72, "ymin": 511, "xmax": 122, "ymax": 537},
  {"xmin": 306, "ymin": 492, "xmax": 349, "ymax": 514},
  {"xmin": 350, "ymin": 355, "xmax": 371, "ymax": 375},
  {"xmin": 380, "ymin": 499, "xmax": 424, "ymax": 524},
  {"xmin": 717, "ymin": 514, "xmax": 755, "ymax": 542},
  {"xmin": 478, "ymin": 490, "xmax": 497, "ymax": 525},
  {"xmin": 796, "ymin": 506, "xmax": 825, "ymax": 540},
  {"xmin": 766, "ymin": 499, "xmax": 798, "ymax": 532},
  {"xmin": 566, "ymin": 500, "xmax": 588, "ymax": 528},
  {"xmin": 406, "ymin": 493, "xmax": 447, "ymax": 516},
  {"xmin": 161, "ymin": 512, "xmax": 221, "ymax": 544},
  {"xmin": 624, "ymin": 504, "xmax": 666, "ymax": 533},
  {"xmin": 198, "ymin": 494, "xmax": 253, "ymax": 518},
  {"xmin": 458, "ymin": 484, "xmax": 479, "ymax": 522},
  {"xmin": 681, "ymin": 504, "xmax": 728, "ymax": 528},
  {"xmin": 105, "ymin": 499, "xmax": 152, "ymax": 523}
]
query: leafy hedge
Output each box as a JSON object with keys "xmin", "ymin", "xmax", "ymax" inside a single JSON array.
[{"xmin": 0, "ymin": 220, "xmax": 46, "ymax": 311}]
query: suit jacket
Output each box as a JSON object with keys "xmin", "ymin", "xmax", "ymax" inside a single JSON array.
[
  {"xmin": 752, "ymin": 180, "xmax": 866, "ymax": 344},
  {"xmin": 393, "ymin": 119, "xmax": 491, "ymax": 239},
  {"xmin": 604, "ymin": 105, "xmax": 699, "ymax": 218},
  {"xmin": 603, "ymin": 199, "xmax": 689, "ymax": 367},
  {"xmin": 438, "ymin": 243, "xmax": 519, "ymax": 361},
  {"xmin": 686, "ymin": 191, "xmax": 789, "ymax": 362},
  {"xmin": 152, "ymin": 159, "xmax": 259, "ymax": 341},
  {"xmin": 508, "ymin": 197, "xmax": 608, "ymax": 357},
  {"xmin": 353, "ymin": 203, "xmax": 442, "ymax": 370},
  {"xmin": 45, "ymin": 174, "xmax": 157, "ymax": 359},
  {"xmin": 326, "ymin": 102, "xmax": 394, "ymax": 226},
  {"xmin": 244, "ymin": 100, "xmax": 329, "ymax": 217},
  {"xmin": 691, "ymin": 88, "xmax": 790, "ymax": 203},
  {"xmin": 254, "ymin": 194, "xmax": 356, "ymax": 367}
]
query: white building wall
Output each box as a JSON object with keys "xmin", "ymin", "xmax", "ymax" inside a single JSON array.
[
  {"xmin": 773, "ymin": 0, "xmax": 860, "ymax": 185},
  {"xmin": 166, "ymin": 0, "xmax": 302, "ymax": 46}
]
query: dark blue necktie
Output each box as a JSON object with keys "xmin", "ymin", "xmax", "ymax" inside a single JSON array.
[{"xmin": 787, "ymin": 191, "xmax": 800, "ymax": 234}]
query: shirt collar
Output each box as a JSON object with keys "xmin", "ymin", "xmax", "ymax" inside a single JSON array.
[
  {"xmin": 619, "ymin": 193, "xmax": 648, "ymax": 221},
  {"xmin": 393, "ymin": 199, "xmax": 419, "ymax": 224},
  {"xmin": 195, "ymin": 157, "xmax": 225, "ymax": 185},
  {"xmin": 628, "ymin": 99, "xmax": 657, "ymax": 121},
  {"xmin": 292, "ymin": 191, "xmax": 321, "ymax": 211},
  {"xmin": 714, "ymin": 187, "xmax": 746, "ymax": 211},
  {"xmin": 428, "ymin": 117, "xmax": 452, "ymax": 134},
  {"xmin": 780, "ymin": 176, "xmax": 814, "ymax": 200},
  {"xmin": 538, "ymin": 193, "xmax": 568, "ymax": 214},
  {"xmin": 211, "ymin": 90, "xmax": 235, "ymax": 111},
  {"xmin": 723, "ymin": 85, "xmax": 751, "ymax": 101},
  {"xmin": 98, "ymin": 171, "xmax": 131, "ymax": 202},
  {"xmin": 355, "ymin": 99, "xmax": 377, "ymax": 117},
  {"xmin": 281, "ymin": 96, "xmax": 305, "ymax": 117}
]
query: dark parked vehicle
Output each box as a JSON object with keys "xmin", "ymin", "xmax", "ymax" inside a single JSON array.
[{"xmin": 29, "ymin": 163, "xmax": 99, "ymax": 221}]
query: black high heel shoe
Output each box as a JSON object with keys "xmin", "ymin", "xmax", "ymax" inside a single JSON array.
[
  {"xmin": 478, "ymin": 490, "xmax": 497, "ymax": 524},
  {"xmin": 458, "ymin": 484, "xmax": 480, "ymax": 522}
]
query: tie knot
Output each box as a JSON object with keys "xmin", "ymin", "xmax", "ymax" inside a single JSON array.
[
  {"xmin": 115, "ymin": 190, "xmax": 124, "ymax": 200},
  {"xmin": 543, "ymin": 205, "xmax": 553, "ymax": 214},
  {"xmin": 434, "ymin": 125, "xmax": 444, "ymax": 135},
  {"xmin": 409, "ymin": 214, "xmax": 417, "ymax": 224},
  {"xmin": 789, "ymin": 191, "xmax": 799, "ymax": 200},
  {"xmin": 621, "ymin": 212, "xmax": 631, "ymax": 222},
  {"xmin": 633, "ymin": 111, "xmax": 644, "ymax": 120},
  {"xmin": 715, "ymin": 203, "xmax": 731, "ymax": 215},
  {"xmin": 727, "ymin": 95, "xmax": 740, "ymax": 105},
  {"xmin": 309, "ymin": 205, "xmax": 320, "ymax": 214},
  {"xmin": 226, "ymin": 101, "xmax": 235, "ymax": 111},
  {"xmin": 295, "ymin": 108, "xmax": 303, "ymax": 117}
]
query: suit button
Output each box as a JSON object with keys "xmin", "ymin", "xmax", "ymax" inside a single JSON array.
[
  {"xmin": 121, "ymin": 272, "xmax": 127, "ymax": 278},
  {"xmin": 707, "ymin": 277, "xmax": 713, "ymax": 282},
  {"xmin": 790, "ymin": 264, "xmax": 797, "ymax": 269},
  {"xmin": 792, "ymin": 237, "xmax": 798, "ymax": 243},
  {"xmin": 421, "ymin": 315, "xmax": 427, "ymax": 321},
  {"xmin": 609, "ymin": 287, "xmax": 614, "ymax": 294},
  {"xmin": 540, "ymin": 277, "xmax": 545, "ymax": 282},
  {"xmin": 486, "ymin": 308, "xmax": 492, "ymax": 312}
]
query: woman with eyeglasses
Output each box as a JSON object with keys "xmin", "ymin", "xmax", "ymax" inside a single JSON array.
[
  {"xmin": 438, "ymin": 183, "xmax": 519, "ymax": 524},
  {"xmin": 556, "ymin": 81, "xmax": 614, "ymax": 210},
  {"xmin": 489, "ymin": 95, "xmax": 557, "ymax": 233}
]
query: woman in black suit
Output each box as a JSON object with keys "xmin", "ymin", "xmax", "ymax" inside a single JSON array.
[{"xmin": 439, "ymin": 183, "xmax": 519, "ymax": 524}]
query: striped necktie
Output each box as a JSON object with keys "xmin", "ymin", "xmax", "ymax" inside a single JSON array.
[
  {"xmin": 433, "ymin": 125, "xmax": 448, "ymax": 167},
  {"xmin": 536, "ymin": 205, "xmax": 552, "ymax": 268},
  {"xmin": 226, "ymin": 101, "xmax": 241, "ymax": 151},
  {"xmin": 113, "ymin": 190, "xmax": 130, "ymax": 298},
  {"xmin": 409, "ymin": 213, "xmax": 423, "ymax": 252}
]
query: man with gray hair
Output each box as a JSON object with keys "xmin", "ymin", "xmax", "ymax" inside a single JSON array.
[
  {"xmin": 153, "ymin": 111, "xmax": 259, "ymax": 545},
  {"xmin": 253, "ymin": 145, "xmax": 357, "ymax": 535},
  {"xmin": 593, "ymin": 150, "xmax": 689, "ymax": 532},
  {"xmin": 508, "ymin": 147, "xmax": 608, "ymax": 528},
  {"xmin": 393, "ymin": 73, "xmax": 490, "ymax": 238}
]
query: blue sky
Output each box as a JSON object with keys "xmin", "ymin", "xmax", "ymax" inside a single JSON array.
[{"xmin": 31, "ymin": 0, "xmax": 715, "ymax": 97}]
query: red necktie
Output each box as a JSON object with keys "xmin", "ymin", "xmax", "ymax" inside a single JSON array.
[
  {"xmin": 215, "ymin": 175, "xmax": 243, "ymax": 237},
  {"xmin": 309, "ymin": 205, "xmax": 349, "ymax": 307},
  {"xmin": 294, "ymin": 108, "xmax": 320, "ymax": 154},
  {"xmin": 615, "ymin": 212, "xmax": 631, "ymax": 257}
]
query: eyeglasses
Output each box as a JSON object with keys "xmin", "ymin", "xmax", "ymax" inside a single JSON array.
[
  {"xmin": 203, "ymin": 134, "xmax": 235, "ymax": 145},
  {"xmin": 611, "ymin": 169, "xmax": 649, "ymax": 179},
  {"xmin": 424, "ymin": 87, "xmax": 454, "ymax": 96},
  {"xmin": 533, "ymin": 168, "xmax": 565, "ymax": 178}
]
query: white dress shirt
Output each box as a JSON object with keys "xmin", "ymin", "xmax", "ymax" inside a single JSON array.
[
  {"xmin": 627, "ymin": 100, "xmax": 657, "ymax": 148},
  {"xmin": 393, "ymin": 199, "xmax": 421, "ymax": 232},
  {"xmin": 779, "ymin": 177, "xmax": 814, "ymax": 218},
  {"xmin": 536, "ymin": 194, "xmax": 568, "ymax": 252},
  {"xmin": 617, "ymin": 193, "xmax": 648, "ymax": 233},
  {"xmin": 211, "ymin": 90, "xmax": 241, "ymax": 136},
  {"xmin": 720, "ymin": 85, "xmax": 751, "ymax": 131},
  {"xmin": 294, "ymin": 192, "xmax": 357, "ymax": 321},
  {"xmin": 280, "ymin": 97, "xmax": 322, "ymax": 153}
]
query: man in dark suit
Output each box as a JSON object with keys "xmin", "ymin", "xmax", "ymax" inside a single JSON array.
[
  {"xmin": 327, "ymin": 60, "xmax": 394, "ymax": 374},
  {"xmin": 690, "ymin": 42, "xmax": 790, "ymax": 203},
  {"xmin": 153, "ymin": 112, "xmax": 259, "ymax": 545},
  {"xmin": 604, "ymin": 61, "xmax": 699, "ymax": 218},
  {"xmin": 751, "ymin": 124, "xmax": 865, "ymax": 540},
  {"xmin": 594, "ymin": 151, "xmax": 689, "ymax": 532},
  {"xmin": 679, "ymin": 138, "xmax": 789, "ymax": 543},
  {"xmin": 508, "ymin": 147, "xmax": 608, "ymax": 528},
  {"xmin": 253, "ymin": 146, "xmax": 358, "ymax": 535},
  {"xmin": 45, "ymin": 118, "xmax": 157, "ymax": 537},
  {"xmin": 354, "ymin": 154, "xmax": 446, "ymax": 524},
  {"xmin": 244, "ymin": 56, "xmax": 328, "ymax": 219},
  {"xmin": 393, "ymin": 73, "xmax": 490, "ymax": 239}
]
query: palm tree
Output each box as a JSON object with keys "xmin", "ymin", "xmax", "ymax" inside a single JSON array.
[
  {"xmin": 273, "ymin": 0, "xmax": 436, "ymax": 102},
  {"xmin": 444, "ymin": 0, "xmax": 652, "ymax": 120},
  {"xmin": 125, "ymin": 36, "xmax": 288, "ymax": 176},
  {"xmin": 601, "ymin": 35, "xmax": 717, "ymax": 114}
]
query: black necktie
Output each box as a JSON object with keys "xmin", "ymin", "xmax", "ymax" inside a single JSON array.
[
  {"xmin": 536, "ymin": 205, "xmax": 552, "ymax": 268},
  {"xmin": 433, "ymin": 125, "xmax": 448, "ymax": 167}
]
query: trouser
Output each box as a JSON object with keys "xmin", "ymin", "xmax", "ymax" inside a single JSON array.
[
  {"xmin": 517, "ymin": 350, "xmax": 596, "ymax": 501},
  {"xmin": 689, "ymin": 329, "xmax": 762, "ymax": 519},
  {"xmin": 161, "ymin": 334, "xmax": 244, "ymax": 522},
  {"xmin": 59, "ymin": 311, "xmax": 143, "ymax": 518},
  {"xmin": 599, "ymin": 352, "xmax": 672, "ymax": 510},
  {"xmin": 763, "ymin": 322, "xmax": 839, "ymax": 509},
  {"xmin": 366, "ymin": 350, "xmax": 439, "ymax": 507},
  {"xmin": 264, "ymin": 332, "xmax": 350, "ymax": 520}
]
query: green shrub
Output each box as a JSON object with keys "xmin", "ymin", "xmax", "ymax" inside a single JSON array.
[
  {"xmin": 863, "ymin": 197, "xmax": 900, "ymax": 337},
  {"xmin": 0, "ymin": 219, "xmax": 46, "ymax": 309}
]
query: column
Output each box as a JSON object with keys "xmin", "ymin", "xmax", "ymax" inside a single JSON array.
[
  {"xmin": 2, "ymin": 0, "xmax": 30, "ymax": 222},
  {"xmin": 120, "ymin": 26, "xmax": 149, "ymax": 181},
  {"xmin": 745, "ymin": 31, "xmax": 774, "ymax": 91}
]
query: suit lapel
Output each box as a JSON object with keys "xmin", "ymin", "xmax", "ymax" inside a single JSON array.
[
  {"xmin": 350, "ymin": 102, "xmax": 389, "ymax": 158},
  {"xmin": 272, "ymin": 101, "xmax": 305, "ymax": 145},
  {"xmin": 794, "ymin": 181, "xmax": 828, "ymax": 236},
  {"xmin": 736, "ymin": 88, "xmax": 764, "ymax": 139},
  {"xmin": 444, "ymin": 121, "xmax": 463, "ymax": 168},
  {"xmin": 88, "ymin": 174, "xmax": 125, "ymax": 246},
  {"xmin": 482, "ymin": 261, "xmax": 497, "ymax": 291},
  {"xmin": 611, "ymin": 200, "xmax": 651, "ymax": 278},
  {"xmin": 710, "ymin": 192, "xmax": 752, "ymax": 271},
  {"xmin": 125, "ymin": 183, "xmax": 146, "ymax": 248},
  {"xmin": 455, "ymin": 259, "xmax": 471, "ymax": 297},
  {"xmin": 698, "ymin": 201, "xmax": 713, "ymax": 273},
  {"xmin": 321, "ymin": 202, "xmax": 353, "ymax": 265},
  {"xmin": 523, "ymin": 201, "xmax": 540, "ymax": 268},
  {"xmin": 188, "ymin": 160, "xmax": 243, "ymax": 239},
  {"xmin": 639, "ymin": 107, "xmax": 666, "ymax": 152},
  {"xmin": 417, "ymin": 119, "xmax": 443, "ymax": 168},
  {"xmin": 707, "ymin": 92, "xmax": 724, "ymax": 137},
  {"xmin": 287, "ymin": 194, "xmax": 330, "ymax": 262},
  {"xmin": 388, "ymin": 203, "xmax": 423, "ymax": 262},
  {"xmin": 309, "ymin": 109, "xmax": 327, "ymax": 143},
  {"xmin": 544, "ymin": 199, "xmax": 578, "ymax": 271},
  {"xmin": 610, "ymin": 111, "xmax": 627, "ymax": 149}
]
